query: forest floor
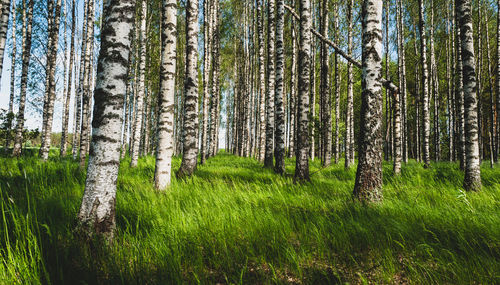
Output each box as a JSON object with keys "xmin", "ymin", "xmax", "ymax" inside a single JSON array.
[{"xmin": 0, "ymin": 150, "xmax": 499, "ymax": 284}]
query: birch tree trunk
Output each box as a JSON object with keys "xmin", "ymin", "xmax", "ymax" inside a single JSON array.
[
  {"xmin": 397, "ymin": 0, "xmax": 408, "ymax": 163},
  {"xmin": 497, "ymin": 0, "xmax": 500, "ymax": 160},
  {"xmin": 73, "ymin": 3, "xmax": 87, "ymax": 160},
  {"xmin": 130, "ymin": 0, "xmax": 147, "ymax": 168},
  {"xmin": 274, "ymin": 0, "xmax": 285, "ymax": 174},
  {"xmin": 79, "ymin": 0, "xmax": 94, "ymax": 167},
  {"xmin": 353, "ymin": 0, "xmax": 383, "ymax": 203},
  {"xmin": 209, "ymin": 0, "xmax": 220, "ymax": 158},
  {"xmin": 333, "ymin": 2, "xmax": 340, "ymax": 164},
  {"xmin": 457, "ymin": 0, "xmax": 481, "ymax": 192},
  {"xmin": 61, "ymin": 0, "xmax": 76, "ymax": 157},
  {"xmin": 12, "ymin": 0, "xmax": 34, "ymax": 157},
  {"xmin": 201, "ymin": 0, "xmax": 212, "ymax": 164},
  {"xmin": 430, "ymin": 0, "xmax": 440, "ymax": 161},
  {"xmin": 5, "ymin": 0, "xmax": 16, "ymax": 149},
  {"xmin": 319, "ymin": 0, "xmax": 330, "ymax": 167},
  {"xmin": 264, "ymin": 0, "xmax": 276, "ymax": 168},
  {"xmin": 484, "ymin": 3, "xmax": 497, "ymax": 163},
  {"xmin": 77, "ymin": 0, "xmax": 136, "ymax": 239},
  {"xmin": 154, "ymin": 0, "xmax": 177, "ymax": 190},
  {"xmin": 456, "ymin": 2, "xmax": 466, "ymax": 170},
  {"xmin": 288, "ymin": 9, "xmax": 297, "ymax": 158},
  {"xmin": 40, "ymin": 0, "xmax": 63, "ymax": 161},
  {"xmin": 418, "ymin": 0, "xmax": 431, "ymax": 168},
  {"xmin": 294, "ymin": 0, "xmax": 311, "ymax": 182},
  {"xmin": 345, "ymin": 0, "xmax": 354, "ymax": 169},
  {"xmin": 0, "ymin": 0, "xmax": 11, "ymax": 80},
  {"xmin": 447, "ymin": 0, "xmax": 454, "ymax": 162},
  {"xmin": 176, "ymin": 0, "xmax": 199, "ymax": 178},
  {"xmin": 257, "ymin": 0, "xmax": 266, "ymax": 162}
]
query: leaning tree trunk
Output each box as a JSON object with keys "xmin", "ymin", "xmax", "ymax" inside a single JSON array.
[
  {"xmin": 0, "ymin": 0, "xmax": 11, "ymax": 81},
  {"xmin": 79, "ymin": 0, "xmax": 94, "ymax": 167},
  {"xmin": 130, "ymin": 0, "xmax": 147, "ymax": 168},
  {"xmin": 40, "ymin": 0, "xmax": 63, "ymax": 161},
  {"xmin": 61, "ymin": 0, "xmax": 76, "ymax": 157},
  {"xmin": 345, "ymin": 0, "xmax": 354, "ymax": 169},
  {"xmin": 457, "ymin": 0, "xmax": 481, "ymax": 192},
  {"xmin": 154, "ymin": 0, "xmax": 177, "ymax": 190},
  {"xmin": 418, "ymin": 0, "xmax": 431, "ymax": 168},
  {"xmin": 353, "ymin": 0, "xmax": 384, "ymax": 203},
  {"xmin": 12, "ymin": 0, "xmax": 34, "ymax": 157},
  {"xmin": 274, "ymin": 0, "xmax": 285, "ymax": 174},
  {"xmin": 319, "ymin": 0, "xmax": 331, "ymax": 167},
  {"xmin": 77, "ymin": 0, "xmax": 136, "ymax": 239},
  {"xmin": 264, "ymin": 0, "xmax": 276, "ymax": 168},
  {"xmin": 5, "ymin": 0, "xmax": 16, "ymax": 149},
  {"xmin": 176, "ymin": 0, "xmax": 199, "ymax": 178},
  {"xmin": 294, "ymin": 0, "xmax": 311, "ymax": 182}
]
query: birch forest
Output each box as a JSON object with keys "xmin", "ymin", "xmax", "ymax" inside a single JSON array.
[{"xmin": 0, "ymin": 0, "xmax": 499, "ymax": 283}]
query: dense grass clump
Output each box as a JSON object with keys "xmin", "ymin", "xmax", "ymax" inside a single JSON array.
[{"xmin": 0, "ymin": 152, "xmax": 499, "ymax": 284}]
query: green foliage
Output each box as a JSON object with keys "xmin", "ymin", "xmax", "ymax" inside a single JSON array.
[{"xmin": 0, "ymin": 153, "xmax": 499, "ymax": 283}]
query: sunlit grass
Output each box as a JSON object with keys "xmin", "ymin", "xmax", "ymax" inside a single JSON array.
[{"xmin": 0, "ymin": 151, "xmax": 499, "ymax": 283}]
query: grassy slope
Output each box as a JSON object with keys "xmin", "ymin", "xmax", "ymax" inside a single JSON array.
[{"xmin": 0, "ymin": 152, "xmax": 499, "ymax": 284}]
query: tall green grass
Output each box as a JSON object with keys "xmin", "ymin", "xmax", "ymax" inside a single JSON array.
[{"xmin": 0, "ymin": 152, "xmax": 499, "ymax": 284}]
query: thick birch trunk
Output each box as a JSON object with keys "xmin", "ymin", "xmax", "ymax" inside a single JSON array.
[
  {"xmin": 353, "ymin": 0, "xmax": 383, "ymax": 203},
  {"xmin": 274, "ymin": 0, "xmax": 285, "ymax": 174},
  {"xmin": 294, "ymin": 0, "xmax": 311, "ymax": 182},
  {"xmin": 77, "ymin": 0, "xmax": 136, "ymax": 239},
  {"xmin": 154, "ymin": 0, "xmax": 177, "ymax": 190},
  {"xmin": 264, "ymin": 0, "xmax": 276, "ymax": 168},
  {"xmin": 457, "ymin": 0, "xmax": 482, "ymax": 191},
  {"xmin": 176, "ymin": 0, "xmax": 199, "ymax": 178}
]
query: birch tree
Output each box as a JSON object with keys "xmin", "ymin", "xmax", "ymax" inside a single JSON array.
[
  {"xmin": 319, "ymin": 0, "xmax": 331, "ymax": 167},
  {"xmin": 79, "ymin": 0, "xmax": 95, "ymax": 167},
  {"xmin": 39, "ymin": 0, "xmax": 63, "ymax": 161},
  {"xmin": 257, "ymin": 0, "xmax": 266, "ymax": 161},
  {"xmin": 130, "ymin": 0, "xmax": 147, "ymax": 168},
  {"xmin": 5, "ymin": 0, "xmax": 16, "ymax": 149},
  {"xmin": 294, "ymin": 0, "xmax": 311, "ymax": 182},
  {"xmin": 77, "ymin": 0, "xmax": 136, "ymax": 239},
  {"xmin": 0, "ymin": 0, "xmax": 11, "ymax": 80},
  {"xmin": 274, "ymin": 0, "xmax": 285, "ymax": 174},
  {"xmin": 418, "ymin": 0, "xmax": 430, "ymax": 168},
  {"xmin": 154, "ymin": 0, "xmax": 177, "ymax": 190},
  {"xmin": 457, "ymin": 0, "xmax": 481, "ymax": 191},
  {"xmin": 345, "ymin": 0, "xmax": 354, "ymax": 169},
  {"xmin": 353, "ymin": 0, "xmax": 383, "ymax": 203},
  {"xmin": 12, "ymin": 0, "xmax": 34, "ymax": 157},
  {"xmin": 177, "ymin": 0, "xmax": 199, "ymax": 178},
  {"xmin": 60, "ymin": 0, "xmax": 76, "ymax": 157},
  {"xmin": 264, "ymin": 0, "xmax": 276, "ymax": 169}
]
